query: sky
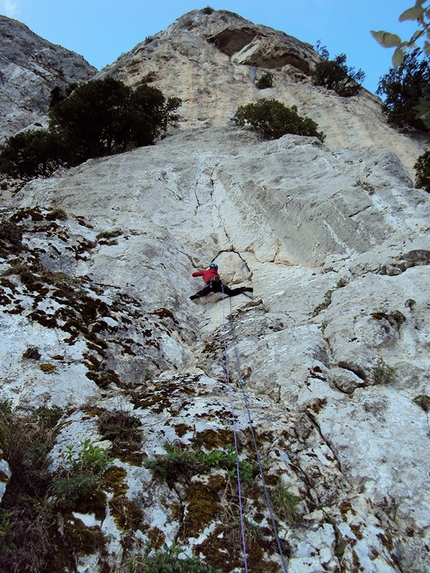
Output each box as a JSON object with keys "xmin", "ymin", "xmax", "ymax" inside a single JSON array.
[{"xmin": 0, "ymin": 0, "xmax": 421, "ymax": 95}]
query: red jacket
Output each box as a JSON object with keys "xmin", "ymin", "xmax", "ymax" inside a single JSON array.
[{"xmin": 192, "ymin": 267, "xmax": 220, "ymax": 283}]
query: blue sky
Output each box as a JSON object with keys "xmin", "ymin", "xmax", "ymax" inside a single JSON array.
[{"xmin": 0, "ymin": 0, "xmax": 420, "ymax": 94}]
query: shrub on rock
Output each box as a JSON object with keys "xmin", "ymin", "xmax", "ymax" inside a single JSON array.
[
  {"xmin": 414, "ymin": 149, "xmax": 430, "ymax": 192},
  {"xmin": 233, "ymin": 99, "xmax": 325, "ymax": 141},
  {"xmin": 256, "ymin": 71, "xmax": 274, "ymax": 89},
  {"xmin": 312, "ymin": 44, "xmax": 365, "ymax": 97}
]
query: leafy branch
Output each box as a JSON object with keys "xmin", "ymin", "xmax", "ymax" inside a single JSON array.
[{"xmin": 371, "ymin": 1, "xmax": 430, "ymax": 68}]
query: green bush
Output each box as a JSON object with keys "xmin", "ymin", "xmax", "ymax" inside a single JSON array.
[
  {"xmin": 269, "ymin": 482, "xmax": 301, "ymax": 523},
  {"xmin": 144, "ymin": 443, "xmax": 258, "ymax": 487},
  {"xmin": 233, "ymin": 99, "xmax": 325, "ymax": 141},
  {"xmin": 199, "ymin": 445, "xmax": 258, "ymax": 486},
  {"xmin": 0, "ymin": 399, "xmax": 12, "ymax": 414},
  {"xmin": 0, "ymin": 77, "xmax": 182, "ymax": 180},
  {"xmin": 256, "ymin": 71, "xmax": 274, "ymax": 89},
  {"xmin": 0, "ymin": 509, "xmax": 15, "ymax": 549},
  {"xmin": 312, "ymin": 44, "xmax": 365, "ymax": 97},
  {"xmin": 0, "ymin": 130, "xmax": 66, "ymax": 180},
  {"xmin": 377, "ymin": 48, "xmax": 430, "ymax": 132},
  {"xmin": 50, "ymin": 439, "xmax": 112, "ymax": 511},
  {"xmin": 144, "ymin": 443, "xmax": 200, "ymax": 483},
  {"xmin": 96, "ymin": 409, "xmax": 143, "ymax": 463},
  {"xmin": 312, "ymin": 289, "xmax": 334, "ymax": 317},
  {"xmin": 414, "ymin": 150, "xmax": 430, "ymax": 192},
  {"xmin": 51, "ymin": 474, "xmax": 97, "ymax": 510},
  {"xmin": 96, "ymin": 229, "xmax": 123, "ymax": 241},
  {"xmin": 64, "ymin": 438, "xmax": 113, "ymax": 474},
  {"xmin": 31, "ymin": 405, "xmax": 63, "ymax": 429},
  {"xmin": 372, "ymin": 358, "xmax": 396, "ymax": 385},
  {"xmin": 413, "ymin": 394, "xmax": 430, "ymax": 412},
  {"xmin": 0, "ymin": 409, "xmax": 116, "ymax": 571},
  {"xmin": 125, "ymin": 543, "xmax": 221, "ymax": 573}
]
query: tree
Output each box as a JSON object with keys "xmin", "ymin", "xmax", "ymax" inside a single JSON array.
[
  {"xmin": 49, "ymin": 83, "xmax": 78, "ymax": 108},
  {"xmin": 0, "ymin": 77, "xmax": 181, "ymax": 180},
  {"xmin": 376, "ymin": 48, "xmax": 430, "ymax": 131},
  {"xmin": 128, "ymin": 84, "xmax": 181, "ymax": 147},
  {"xmin": 371, "ymin": 1, "xmax": 430, "ymax": 128},
  {"xmin": 414, "ymin": 149, "xmax": 430, "ymax": 191},
  {"xmin": 312, "ymin": 43, "xmax": 365, "ymax": 97},
  {"xmin": 233, "ymin": 99, "xmax": 325, "ymax": 142},
  {"xmin": 0, "ymin": 130, "xmax": 66, "ymax": 179},
  {"xmin": 49, "ymin": 78, "xmax": 181, "ymax": 163}
]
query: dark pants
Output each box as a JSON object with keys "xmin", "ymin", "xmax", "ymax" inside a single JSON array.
[{"xmin": 191, "ymin": 278, "xmax": 251, "ymax": 299}]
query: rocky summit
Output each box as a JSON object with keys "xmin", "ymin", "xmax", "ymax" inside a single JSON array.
[{"xmin": 0, "ymin": 8, "xmax": 430, "ymax": 573}]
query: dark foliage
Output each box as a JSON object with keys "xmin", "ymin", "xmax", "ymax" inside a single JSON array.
[
  {"xmin": 233, "ymin": 99, "xmax": 325, "ymax": 142},
  {"xmin": 130, "ymin": 543, "xmax": 222, "ymax": 573},
  {"xmin": 256, "ymin": 72, "xmax": 273, "ymax": 89},
  {"xmin": 0, "ymin": 77, "xmax": 181, "ymax": 180},
  {"xmin": 49, "ymin": 77, "xmax": 181, "ymax": 163},
  {"xmin": 376, "ymin": 48, "xmax": 430, "ymax": 132},
  {"xmin": 0, "ymin": 130, "xmax": 66, "ymax": 179},
  {"xmin": 312, "ymin": 43, "xmax": 365, "ymax": 97},
  {"xmin": 0, "ymin": 407, "xmax": 58, "ymax": 572},
  {"xmin": 414, "ymin": 150, "xmax": 430, "ymax": 192},
  {"xmin": 0, "ymin": 406, "xmax": 109, "ymax": 572},
  {"xmin": 49, "ymin": 83, "xmax": 78, "ymax": 108}
]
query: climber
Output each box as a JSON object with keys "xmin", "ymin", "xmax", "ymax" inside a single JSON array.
[{"xmin": 190, "ymin": 263, "xmax": 253, "ymax": 300}]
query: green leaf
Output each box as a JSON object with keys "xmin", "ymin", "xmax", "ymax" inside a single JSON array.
[
  {"xmin": 399, "ymin": 5, "xmax": 424, "ymax": 21},
  {"xmin": 371, "ymin": 30, "xmax": 402, "ymax": 48},
  {"xmin": 392, "ymin": 46, "xmax": 406, "ymax": 68}
]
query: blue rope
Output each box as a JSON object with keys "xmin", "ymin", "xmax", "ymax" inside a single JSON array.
[
  {"xmin": 221, "ymin": 284, "xmax": 249, "ymax": 573},
  {"xmin": 228, "ymin": 296, "xmax": 289, "ymax": 573}
]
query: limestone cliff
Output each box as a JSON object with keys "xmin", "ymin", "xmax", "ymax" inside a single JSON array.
[
  {"xmin": 98, "ymin": 9, "xmax": 428, "ymax": 174},
  {"xmin": 0, "ymin": 8, "xmax": 429, "ymax": 573}
]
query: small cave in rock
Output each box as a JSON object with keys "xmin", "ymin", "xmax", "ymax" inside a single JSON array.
[
  {"xmin": 207, "ymin": 27, "xmax": 257, "ymax": 56},
  {"xmin": 246, "ymin": 52, "xmax": 311, "ymax": 74}
]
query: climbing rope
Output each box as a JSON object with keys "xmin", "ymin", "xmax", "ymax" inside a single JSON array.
[
  {"xmin": 223, "ymin": 291, "xmax": 289, "ymax": 573},
  {"xmin": 221, "ymin": 285, "xmax": 249, "ymax": 573}
]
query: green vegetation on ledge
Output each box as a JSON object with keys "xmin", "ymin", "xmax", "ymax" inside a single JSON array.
[{"xmin": 233, "ymin": 99, "xmax": 325, "ymax": 142}]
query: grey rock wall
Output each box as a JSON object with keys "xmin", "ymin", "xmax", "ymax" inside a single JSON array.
[{"xmin": 0, "ymin": 126, "xmax": 428, "ymax": 572}]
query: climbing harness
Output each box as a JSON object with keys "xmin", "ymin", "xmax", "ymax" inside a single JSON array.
[{"xmin": 221, "ymin": 284, "xmax": 289, "ymax": 573}]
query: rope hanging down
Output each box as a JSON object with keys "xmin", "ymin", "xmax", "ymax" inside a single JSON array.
[
  {"xmin": 221, "ymin": 286, "xmax": 289, "ymax": 573},
  {"xmin": 221, "ymin": 286, "xmax": 249, "ymax": 573}
]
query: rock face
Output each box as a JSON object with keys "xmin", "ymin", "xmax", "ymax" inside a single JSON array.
[
  {"xmin": 0, "ymin": 9, "xmax": 430, "ymax": 573},
  {"xmin": 0, "ymin": 15, "xmax": 97, "ymax": 142},
  {"xmin": 98, "ymin": 9, "xmax": 427, "ymax": 174},
  {"xmin": 1, "ymin": 125, "xmax": 429, "ymax": 572}
]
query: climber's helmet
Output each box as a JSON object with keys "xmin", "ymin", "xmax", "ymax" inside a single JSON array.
[{"xmin": 209, "ymin": 263, "xmax": 218, "ymax": 269}]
